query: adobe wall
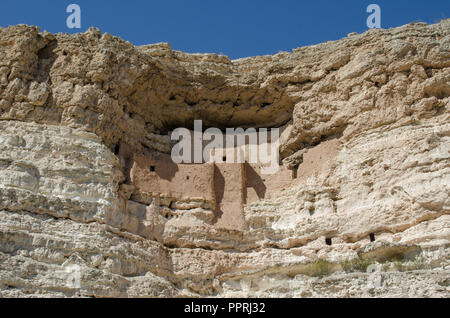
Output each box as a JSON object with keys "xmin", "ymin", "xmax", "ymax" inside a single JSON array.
[
  {"xmin": 243, "ymin": 139, "xmax": 342, "ymax": 204},
  {"xmin": 129, "ymin": 142, "xmax": 296, "ymax": 231},
  {"xmin": 171, "ymin": 125, "xmax": 287, "ymax": 164},
  {"xmin": 130, "ymin": 150, "xmax": 248, "ymax": 231},
  {"xmin": 245, "ymin": 163, "xmax": 294, "ymax": 204},
  {"xmin": 213, "ymin": 162, "xmax": 247, "ymax": 231},
  {"xmin": 130, "ymin": 153, "xmax": 215, "ymax": 203}
]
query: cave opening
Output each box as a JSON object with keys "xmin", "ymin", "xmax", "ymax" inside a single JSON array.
[{"xmin": 114, "ymin": 144, "xmax": 120, "ymax": 155}]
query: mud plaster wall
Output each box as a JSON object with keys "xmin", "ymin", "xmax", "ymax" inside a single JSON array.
[
  {"xmin": 129, "ymin": 150, "xmax": 297, "ymax": 231},
  {"xmin": 130, "ymin": 153, "xmax": 215, "ymax": 203},
  {"xmin": 213, "ymin": 162, "xmax": 247, "ymax": 231},
  {"xmin": 246, "ymin": 164, "xmax": 293, "ymax": 204},
  {"xmin": 170, "ymin": 125, "xmax": 288, "ymax": 164},
  {"xmin": 244, "ymin": 139, "xmax": 342, "ymax": 205},
  {"xmin": 125, "ymin": 138, "xmax": 340, "ymax": 231}
]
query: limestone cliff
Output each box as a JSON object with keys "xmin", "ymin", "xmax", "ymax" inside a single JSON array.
[{"xmin": 0, "ymin": 20, "xmax": 449, "ymax": 297}]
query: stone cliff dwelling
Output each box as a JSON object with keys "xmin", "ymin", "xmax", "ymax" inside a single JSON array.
[
  {"xmin": 114, "ymin": 121, "xmax": 345, "ymax": 231},
  {"xmin": 116, "ymin": 124, "xmax": 344, "ymax": 231},
  {"xmin": 1, "ymin": 20, "xmax": 448, "ymax": 297},
  {"xmin": 122, "ymin": 135, "xmax": 295, "ymax": 231}
]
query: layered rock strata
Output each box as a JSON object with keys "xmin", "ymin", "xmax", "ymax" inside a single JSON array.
[{"xmin": 0, "ymin": 20, "xmax": 449, "ymax": 297}]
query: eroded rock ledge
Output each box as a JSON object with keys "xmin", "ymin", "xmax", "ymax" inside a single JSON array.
[{"xmin": 0, "ymin": 20, "xmax": 449, "ymax": 297}]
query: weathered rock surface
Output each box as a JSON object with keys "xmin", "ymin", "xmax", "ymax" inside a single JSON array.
[{"xmin": 0, "ymin": 20, "xmax": 449, "ymax": 298}]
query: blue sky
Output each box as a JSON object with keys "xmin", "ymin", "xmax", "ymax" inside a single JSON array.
[{"xmin": 0, "ymin": 0, "xmax": 448, "ymax": 59}]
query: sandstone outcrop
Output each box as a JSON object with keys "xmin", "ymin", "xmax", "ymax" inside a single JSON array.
[{"xmin": 0, "ymin": 20, "xmax": 449, "ymax": 297}]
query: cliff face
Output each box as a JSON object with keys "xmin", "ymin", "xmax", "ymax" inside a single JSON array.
[{"xmin": 0, "ymin": 20, "xmax": 449, "ymax": 298}]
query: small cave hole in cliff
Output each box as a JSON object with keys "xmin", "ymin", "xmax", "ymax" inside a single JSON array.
[
  {"xmin": 325, "ymin": 237, "xmax": 332, "ymax": 246},
  {"xmin": 292, "ymin": 169, "xmax": 297, "ymax": 179},
  {"xmin": 150, "ymin": 166, "xmax": 156, "ymax": 172},
  {"xmin": 114, "ymin": 144, "xmax": 120, "ymax": 155},
  {"xmin": 370, "ymin": 233, "xmax": 375, "ymax": 242}
]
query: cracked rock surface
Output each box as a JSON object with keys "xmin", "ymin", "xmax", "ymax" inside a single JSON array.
[{"xmin": 0, "ymin": 20, "xmax": 449, "ymax": 297}]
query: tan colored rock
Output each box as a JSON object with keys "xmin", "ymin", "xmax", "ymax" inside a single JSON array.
[{"xmin": 0, "ymin": 20, "xmax": 449, "ymax": 298}]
